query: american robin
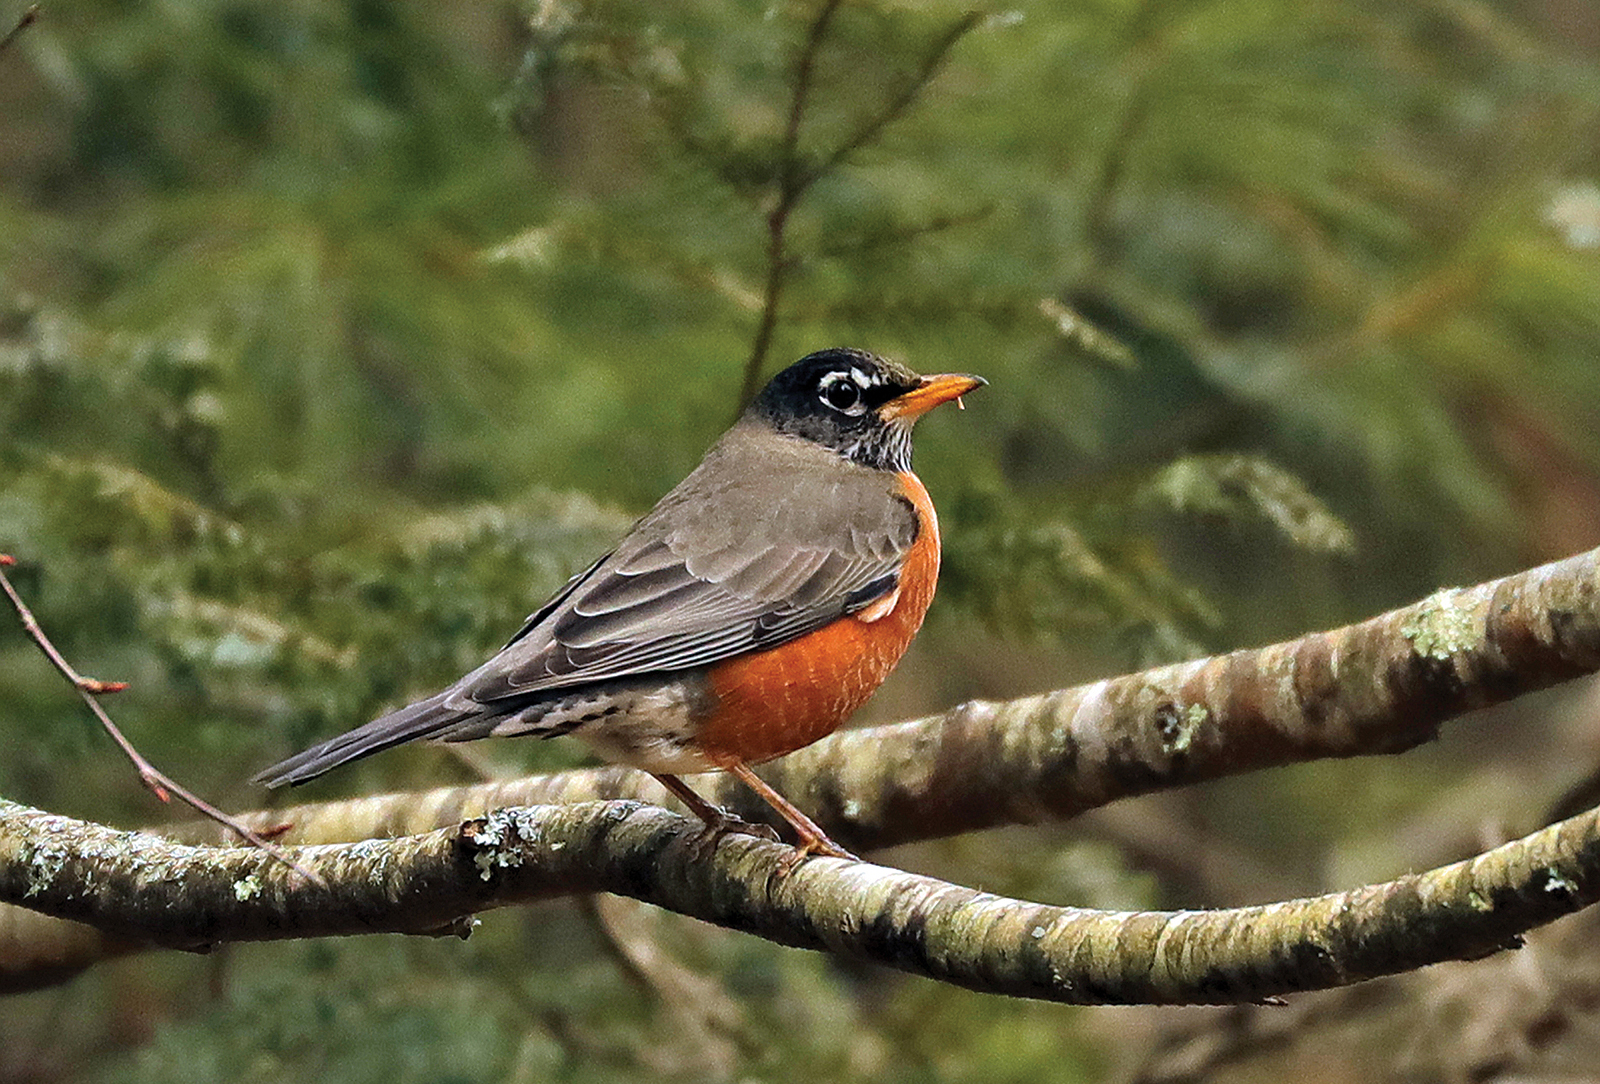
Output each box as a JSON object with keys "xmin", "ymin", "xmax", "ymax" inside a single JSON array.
[{"xmin": 255, "ymin": 348, "xmax": 983, "ymax": 859}]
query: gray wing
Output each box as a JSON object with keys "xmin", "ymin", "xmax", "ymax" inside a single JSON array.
[
  {"xmin": 463, "ymin": 437, "xmax": 917, "ymax": 701},
  {"xmin": 254, "ymin": 429, "xmax": 917, "ymax": 786}
]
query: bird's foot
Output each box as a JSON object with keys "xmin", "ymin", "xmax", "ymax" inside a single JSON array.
[
  {"xmin": 686, "ymin": 806, "xmax": 782, "ymax": 859},
  {"xmin": 649, "ymin": 772, "xmax": 780, "ymax": 855},
  {"xmin": 775, "ymin": 831, "xmax": 859, "ymax": 875}
]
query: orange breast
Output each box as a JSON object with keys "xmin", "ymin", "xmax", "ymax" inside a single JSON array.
[{"xmin": 695, "ymin": 473, "xmax": 941, "ymax": 766}]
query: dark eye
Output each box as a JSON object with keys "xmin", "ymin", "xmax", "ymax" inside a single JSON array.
[{"xmin": 819, "ymin": 373, "xmax": 866, "ymax": 414}]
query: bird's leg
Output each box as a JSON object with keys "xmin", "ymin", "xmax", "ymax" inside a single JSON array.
[
  {"xmin": 724, "ymin": 761, "xmax": 858, "ymax": 866},
  {"xmin": 649, "ymin": 772, "xmax": 780, "ymax": 849}
]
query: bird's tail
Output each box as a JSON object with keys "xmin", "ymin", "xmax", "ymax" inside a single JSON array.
[{"xmin": 253, "ymin": 689, "xmax": 465, "ymax": 787}]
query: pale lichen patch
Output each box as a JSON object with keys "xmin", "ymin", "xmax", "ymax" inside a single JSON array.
[
  {"xmin": 1155, "ymin": 702, "xmax": 1208, "ymax": 754},
  {"xmin": 24, "ymin": 840, "xmax": 67, "ymax": 897},
  {"xmin": 1543, "ymin": 869, "xmax": 1577, "ymax": 897},
  {"xmin": 1400, "ymin": 589, "xmax": 1482, "ymax": 660},
  {"xmin": 233, "ymin": 873, "xmax": 263, "ymax": 901},
  {"xmin": 469, "ymin": 807, "xmax": 545, "ymax": 881}
]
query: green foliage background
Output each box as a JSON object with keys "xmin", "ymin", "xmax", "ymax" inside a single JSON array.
[{"xmin": 3, "ymin": 0, "xmax": 1599, "ymax": 1080}]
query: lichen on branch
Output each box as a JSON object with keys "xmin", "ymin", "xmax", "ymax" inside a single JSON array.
[
  {"xmin": 7, "ymin": 544, "xmax": 1600, "ymax": 997},
  {"xmin": 4, "ymin": 796, "xmax": 1600, "ymax": 1004}
]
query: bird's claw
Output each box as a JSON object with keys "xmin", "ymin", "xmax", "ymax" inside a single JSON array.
[
  {"xmin": 775, "ymin": 834, "xmax": 859, "ymax": 876},
  {"xmin": 687, "ymin": 806, "xmax": 782, "ymax": 858}
]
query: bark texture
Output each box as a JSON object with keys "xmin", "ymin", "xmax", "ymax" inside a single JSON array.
[
  {"xmin": 165, "ymin": 547, "xmax": 1600, "ymax": 854},
  {"xmin": 5, "ymin": 796, "xmax": 1600, "ymax": 1004},
  {"xmin": 5, "ymin": 545, "xmax": 1600, "ymax": 996}
]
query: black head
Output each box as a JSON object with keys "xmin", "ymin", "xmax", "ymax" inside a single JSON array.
[{"xmin": 747, "ymin": 348, "xmax": 984, "ymax": 471}]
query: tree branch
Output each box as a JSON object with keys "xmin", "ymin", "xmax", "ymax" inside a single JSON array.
[
  {"xmin": 4, "ymin": 795, "xmax": 1600, "ymax": 1004},
  {"xmin": 738, "ymin": 0, "xmax": 845, "ymax": 409},
  {"xmin": 165, "ymin": 542, "xmax": 1600, "ymax": 857},
  {"xmin": 737, "ymin": 6, "xmax": 980, "ymax": 409},
  {"xmin": 801, "ymin": 11, "xmax": 982, "ymax": 190},
  {"xmin": 7, "ymin": 543, "xmax": 1600, "ymax": 992},
  {"xmin": 0, "ymin": 555, "xmax": 319, "ymax": 883}
]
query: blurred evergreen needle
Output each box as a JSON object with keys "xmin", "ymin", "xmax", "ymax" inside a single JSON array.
[{"xmin": 0, "ymin": 5, "xmax": 39, "ymax": 55}]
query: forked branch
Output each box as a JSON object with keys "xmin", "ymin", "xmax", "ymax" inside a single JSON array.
[{"xmin": 738, "ymin": 5, "xmax": 982, "ymax": 406}]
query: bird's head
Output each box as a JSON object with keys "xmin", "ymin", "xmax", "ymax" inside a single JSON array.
[{"xmin": 748, "ymin": 348, "xmax": 985, "ymax": 471}]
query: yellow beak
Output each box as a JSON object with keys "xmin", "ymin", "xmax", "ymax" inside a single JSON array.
[{"xmin": 878, "ymin": 373, "xmax": 987, "ymax": 421}]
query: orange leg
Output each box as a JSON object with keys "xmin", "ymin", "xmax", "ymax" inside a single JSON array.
[
  {"xmin": 725, "ymin": 761, "xmax": 857, "ymax": 863},
  {"xmin": 649, "ymin": 772, "xmax": 779, "ymax": 848},
  {"xmin": 650, "ymin": 768, "xmax": 857, "ymax": 864}
]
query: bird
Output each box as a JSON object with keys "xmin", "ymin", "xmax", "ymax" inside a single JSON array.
[{"xmin": 255, "ymin": 348, "xmax": 984, "ymax": 860}]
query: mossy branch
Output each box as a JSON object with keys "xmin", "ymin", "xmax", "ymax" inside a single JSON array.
[
  {"xmin": 173, "ymin": 542, "xmax": 1600, "ymax": 855},
  {"xmin": 3, "ymin": 796, "xmax": 1600, "ymax": 1005},
  {"xmin": 7, "ymin": 544, "xmax": 1600, "ymax": 994}
]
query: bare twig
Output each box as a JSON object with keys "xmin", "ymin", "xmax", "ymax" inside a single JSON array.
[
  {"xmin": 812, "ymin": 204, "xmax": 996, "ymax": 261},
  {"xmin": 738, "ymin": 0, "xmax": 845, "ymax": 410},
  {"xmin": 0, "ymin": 4, "xmax": 37, "ymax": 56},
  {"xmin": 0, "ymin": 555, "xmax": 323, "ymax": 886},
  {"xmin": 583, "ymin": 895, "xmax": 746, "ymax": 1075},
  {"xmin": 737, "ymin": 6, "xmax": 982, "ymax": 409},
  {"xmin": 779, "ymin": 0, "xmax": 843, "ymax": 191},
  {"xmin": 805, "ymin": 12, "xmax": 982, "ymax": 187}
]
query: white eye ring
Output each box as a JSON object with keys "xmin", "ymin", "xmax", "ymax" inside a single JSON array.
[{"xmin": 818, "ymin": 372, "xmax": 869, "ymax": 415}]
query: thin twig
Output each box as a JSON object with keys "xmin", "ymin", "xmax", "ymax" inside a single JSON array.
[
  {"xmin": 737, "ymin": 8, "xmax": 981, "ymax": 411},
  {"xmin": 812, "ymin": 204, "xmax": 996, "ymax": 260},
  {"xmin": 1080, "ymin": 46, "xmax": 1157, "ymax": 272},
  {"xmin": 738, "ymin": 0, "xmax": 845, "ymax": 411},
  {"xmin": 582, "ymin": 895, "xmax": 746, "ymax": 1074},
  {"xmin": 777, "ymin": 0, "xmax": 842, "ymax": 189},
  {"xmin": 0, "ymin": 554, "xmax": 324, "ymax": 886},
  {"xmin": 0, "ymin": 4, "xmax": 38, "ymax": 56},
  {"xmin": 804, "ymin": 12, "xmax": 983, "ymax": 188}
]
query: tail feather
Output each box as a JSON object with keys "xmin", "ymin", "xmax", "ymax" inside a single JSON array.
[{"xmin": 253, "ymin": 689, "xmax": 464, "ymax": 787}]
